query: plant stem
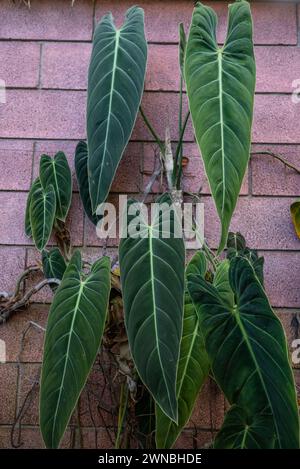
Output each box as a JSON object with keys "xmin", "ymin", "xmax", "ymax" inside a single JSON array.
[
  {"xmin": 251, "ymin": 151, "xmax": 300, "ymax": 175},
  {"xmin": 175, "ymin": 110, "xmax": 190, "ymax": 188},
  {"xmin": 115, "ymin": 382, "xmax": 128, "ymax": 449},
  {"xmin": 139, "ymin": 107, "xmax": 165, "ymax": 154},
  {"xmin": 174, "ymin": 74, "xmax": 184, "ymax": 186}
]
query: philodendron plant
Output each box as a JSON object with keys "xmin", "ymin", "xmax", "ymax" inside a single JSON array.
[{"xmin": 23, "ymin": 2, "xmax": 299, "ymax": 449}]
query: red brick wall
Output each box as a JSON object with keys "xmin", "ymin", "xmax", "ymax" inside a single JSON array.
[{"xmin": 0, "ymin": 0, "xmax": 299, "ymax": 448}]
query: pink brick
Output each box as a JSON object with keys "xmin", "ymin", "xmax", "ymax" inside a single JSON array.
[
  {"xmin": 84, "ymin": 194, "xmax": 123, "ymax": 247},
  {"xmin": 0, "ymin": 42, "xmax": 40, "ymax": 87},
  {"xmin": 0, "ymin": 0, "xmax": 93, "ymax": 40},
  {"xmin": 253, "ymin": 95, "xmax": 300, "ymax": 143},
  {"xmin": 146, "ymin": 45, "xmax": 181, "ymax": 92},
  {"xmin": 0, "ymin": 90, "xmax": 86, "ymax": 139},
  {"xmin": 42, "ymin": 43, "xmax": 91, "ymax": 90},
  {"xmin": 25, "ymin": 248, "xmax": 54, "ymax": 304},
  {"xmin": 0, "ymin": 140, "xmax": 33, "ymax": 190},
  {"xmin": 111, "ymin": 143, "xmax": 142, "ymax": 193},
  {"xmin": 146, "ymin": 45, "xmax": 300, "ymax": 93},
  {"xmin": 96, "ymin": 1, "xmax": 297, "ymax": 45},
  {"xmin": 64, "ymin": 193, "xmax": 84, "ymax": 247},
  {"xmin": 33, "ymin": 140, "xmax": 78, "ymax": 191},
  {"xmin": 0, "ymin": 192, "xmax": 31, "ymax": 245},
  {"xmin": 142, "ymin": 142, "xmax": 248, "ymax": 195},
  {"xmin": 204, "ymin": 196, "xmax": 299, "ymax": 251},
  {"xmin": 133, "ymin": 92, "xmax": 194, "ymax": 142},
  {"xmin": 0, "ymin": 364, "xmax": 17, "ymax": 423},
  {"xmin": 255, "ymin": 46, "xmax": 300, "ymax": 93},
  {"xmin": 251, "ymin": 144, "xmax": 300, "ymax": 196},
  {"xmin": 0, "ymin": 247, "xmax": 26, "ymax": 293},
  {"xmin": 0, "ymin": 304, "xmax": 48, "ymax": 362},
  {"xmin": 263, "ymin": 251, "xmax": 300, "ymax": 308}
]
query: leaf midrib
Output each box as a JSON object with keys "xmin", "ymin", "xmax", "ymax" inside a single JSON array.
[
  {"xmin": 95, "ymin": 27, "xmax": 120, "ymax": 211},
  {"xmin": 148, "ymin": 224, "xmax": 174, "ymax": 419},
  {"xmin": 51, "ymin": 277, "xmax": 86, "ymax": 446}
]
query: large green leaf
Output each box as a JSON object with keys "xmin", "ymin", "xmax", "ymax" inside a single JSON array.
[
  {"xmin": 74, "ymin": 141, "xmax": 98, "ymax": 225},
  {"xmin": 214, "ymin": 405, "xmax": 275, "ymax": 449},
  {"xmin": 42, "ymin": 248, "xmax": 67, "ymax": 291},
  {"xmin": 156, "ymin": 292, "xmax": 209, "ymax": 447},
  {"xmin": 119, "ymin": 194, "xmax": 185, "ymax": 421},
  {"xmin": 40, "ymin": 152, "xmax": 72, "ymax": 222},
  {"xmin": 30, "ymin": 184, "xmax": 56, "ymax": 251},
  {"xmin": 87, "ymin": 6, "xmax": 147, "ymax": 213},
  {"xmin": 187, "ymin": 256, "xmax": 300, "ymax": 448},
  {"xmin": 185, "ymin": 1, "xmax": 256, "ymax": 252},
  {"xmin": 40, "ymin": 251, "xmax": 111, "ymax": 448},
  {"xmin": 25, "ymin": 177, "xmax": 42, "ymax": 237}
]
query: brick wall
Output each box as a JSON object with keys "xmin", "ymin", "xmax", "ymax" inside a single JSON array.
[{"xmin": 0, "ymin": 0, "xmax": 299, "ymax": 449}]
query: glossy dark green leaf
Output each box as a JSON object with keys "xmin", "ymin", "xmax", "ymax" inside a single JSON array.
[
  {"xmin": 74, "ymin": 141, "xmax": 99, "ymax": 225},
  {"xmin": 24, "ymin": 177, "xmax": 42, "ymax": 237},
  {"xmin": 119, "ymin": 193, "xmax": 185, "ymax": 421},
  {"xmin": 214, "ymin": 405, "xmax": 275, "ymax": 449},
  {"xmin": 42, "ymin": 248, "xmax": 67, "ymax": 291},
  {"xmin": 185, "ymin": 1, "xmax": 256, "ymax": 252},
  {"xmin": 155, "ymin": 292, "xmax": 209, "ymax": 448},
  {"xmin": 87, "ymin": 6, "xmax": 147, "ymax": 213},
  {"xmin": 40, "ymin": 251, "xmax": 111, "ymax": 448},
  {"xmin": 213, "ymin": 259, "xmax": 234, "ymax": 309},
  {"xmin": 40, "ymin": 152, "xmax": 72, "ymax": 221},
  {"xmin": 30, "ymin": 184, "xmax": 56, "ymax": 251},
  {"xmin": 227, "ymin": 232, "xmax": 246, "ymax": 253},
  {"xmin": 187, "ymin": 256, "xmax": 300, "ymax": 448}
]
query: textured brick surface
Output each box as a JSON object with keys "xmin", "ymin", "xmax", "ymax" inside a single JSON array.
[
  {"xmin": 0, "ymin": 42, "xmax": 40, "ymax": 88},
  {"xmin": 0, "ymin": 140, "xmax": 33, "ymax": 190},
  {"xmin": 0, "ymin": 364, "xmax": 17, "ymax": 424},
  {"xmin": 0, "ymin": 192, "xmax": 30, "ymax": 245},
  {"xmin": 204, "ymin": 196, "xmax": 299, "ymax": 251},
  {"xmin": 96, "ymin": 1, "xmax": 297, "ymax": 45},
  {"xmin": 0, "ymin": 247, "xmax": 26, "ymax": 292},
  {"xmin": 263, "ymin": 251, "xmax": 300, "ymax": 308},
  {"xmin": 42, "ymin": 43, "xmax": 91, "ymax": 90},
  {"xmin": 0, "ymin": 90, "xmax": 86, "ymax": 139},
  {"xmin": 251, "ymin": 145, "xmax": 300, "ymax": 196},
  {"xmin": 0, "ymin": 0, "xmax": 93, "ymax": 40}
]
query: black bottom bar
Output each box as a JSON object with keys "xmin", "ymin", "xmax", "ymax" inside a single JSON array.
[{"xmin": 0, "ymin": 449, "xmax": 299, "ymax": 466}]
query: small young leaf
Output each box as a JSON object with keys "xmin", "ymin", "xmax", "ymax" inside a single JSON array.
[
  {"xmin": 40, "ymin": 152, "xmax": 72, "ymax": 221},
  {"xmin": 30, "ymin": 184, "xmax": 56, "ymax": 251},
  {"xmin": 42, "ymin": 248, "xmax": 67, "ymax": 291},
  {"xmin": 24, "ymin": 177, "xmax": 42, "ymax": 237}
]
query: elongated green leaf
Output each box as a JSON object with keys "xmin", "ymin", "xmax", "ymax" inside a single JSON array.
[
  {"xmin": 119, "ymin": 194, "xmax": 185, "ymax": 421},
  {"xmin": 185, "ymin": 1, "xmax": 256, "ymax": 252},
  {"xmin": 25, "ymin": 177, "xmax": 42, "ymax": 237},
  {"xmin": 155, "ymin": 292, "xmax": 209, "ymax": 448},
  {"xmin": 40, "ymin": 152, "xmax": 72, "ymax": 221},
  {"xmin": 75, "ymin": 141, "xmax": 99, "ymax": 225},
  {"xmin": 30, "ymin": 184, "xmax": 56, "ymax": 251},
  {"xmin": 214, "ymin": 405, "xmax": 275, "ymax": 449},
  {"xmin": 40, "ymin": 251, "xmax": 111, "ymax": 448},
  {"xmin": 187, "ymin": 256, "xmax": 300, "ymax": 448},
  {"xmin": 42, "ymin": 248, "xmax": 67, "ymax": 291},
  {"xmin": 87, "ymin": 6, "xmax": 147, "ymax": 213}
]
